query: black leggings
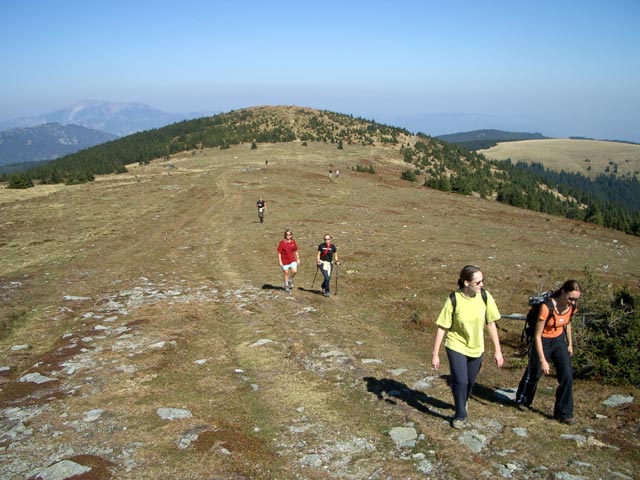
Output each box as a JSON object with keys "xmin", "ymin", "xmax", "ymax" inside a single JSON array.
[
  {"xmin": 446, "ymin": 347, "xmax": 483, "ymax": 421},
  {"xmin": 516, "ymin": 335, "xmax": 573, "ymax": 419}
]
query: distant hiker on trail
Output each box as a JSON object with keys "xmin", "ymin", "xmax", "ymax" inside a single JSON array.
[
  {"xmin": 316, "ymin": 234, "xmax": 339, "ymax": 297},
  {"xmin": 329, "ymin": 169, "xmax": 333, "ymax": 179},
  {"xmin": 277, "ymin": 229, "xmax": 300, "ymax": 292},
  {"xmin": 256, "ymin": 196, "xmax": 267, "ymax": 224},
  {"xmin": 431, "ymin": 265, "xmax": 504, "ymax": 429},
  {"xmin": 515, "ymin": 280, "xmax": 581, "ymax": 425},
  {"xmin": 335, "ymin": 169, "xmax": 339, "ymax": 179}
]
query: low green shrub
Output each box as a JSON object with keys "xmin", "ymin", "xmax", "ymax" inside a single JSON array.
[{"xmin": 573, "ymin": 275, "xmax": 640, "ymax": 386}]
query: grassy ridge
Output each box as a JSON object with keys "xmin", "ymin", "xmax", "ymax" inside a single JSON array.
[{"xmin": 1, "ymin": 142, "xmax": 639, "ymax": 478}]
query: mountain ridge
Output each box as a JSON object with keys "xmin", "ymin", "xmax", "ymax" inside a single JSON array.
[
  {"xmin": 4, "ymin": 105, "xmax": 640, "ymax": 235},
  {"xmin": 0, "ymin": 123, "xmax": 117, "ymax": 167},
  {"xmin": 0, "ymin": 99, "xmax": 216, "ymax": 137},
  {"xmin": 436, "ymin": 129, "xmax": 550, "ymax": 151}
]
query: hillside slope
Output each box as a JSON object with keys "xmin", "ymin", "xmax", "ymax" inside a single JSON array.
[
  {"xmin": 1, "ymin": 142, "xmax": 638, "ymax": 479},
  {"xmin": 437, "ymin": 129, "xmax": 548, "ymax": 151},
  {"xmin": 479, "ymin": 138, "xmax": 640, "ymax": 179},
  {"xmin": 0, "ymin": 123, "xmax": 117, "ymax": 166}
]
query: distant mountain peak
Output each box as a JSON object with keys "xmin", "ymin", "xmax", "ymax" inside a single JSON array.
[
  {"xmin": 0, "ymin": 123, "xmax": 117, "ymax": 167},
  {"xmin": 0, "ymin": 100, "xmax": 216, "ymax": 137}
]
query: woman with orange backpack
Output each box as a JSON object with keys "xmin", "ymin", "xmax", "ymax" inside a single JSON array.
[{"xmin": 515, "ymin": 280, "xmax": 581, "ymax": 424}]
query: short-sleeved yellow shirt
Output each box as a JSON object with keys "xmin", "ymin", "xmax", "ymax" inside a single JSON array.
[{"xmin": 435, "ymin": 290, "xmax": 501, "ymax": 357}]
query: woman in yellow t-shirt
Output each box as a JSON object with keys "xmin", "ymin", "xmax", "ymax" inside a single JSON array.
[{"xmin": 431, "ymin": 265, "xmax": 504, "ymax": 429}]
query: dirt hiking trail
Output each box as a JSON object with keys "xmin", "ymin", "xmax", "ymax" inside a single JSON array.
[{"xmin": 1, "ymin": 143, "xmax": 638, "ymax": 479}]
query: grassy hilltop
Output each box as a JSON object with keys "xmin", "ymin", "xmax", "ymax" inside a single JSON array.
[
  {"xmin": 1, "ymin": 112, "xmax": 639, "ymax": 478},
  {"xmin": 479, "ymin": 138, "xmax": 640, "ymax": 179}
]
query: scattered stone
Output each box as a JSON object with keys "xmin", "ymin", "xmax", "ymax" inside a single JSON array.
[
  {"xmin": 0, "ymin": 366, "xmax": 10, "ymax": 372},
  {"xmin": 18, "ymin": 373, "xmax": 56, "ymax": 384},
  {"xmin": 11, "ymin": 344, "xmax": 30, "ymax": 351},
  {"xmin": 601, "ymin": 395, "xmax": 634, "ymax": 407},
  {"xmin": 412, "ymin": 376, "xmax": 435, "ymax": 390},
  {"xmin": 176, "ymin": 425, "xmax": 210, "ymax": 450},
  {"xmin": 609, "ymin": 471, "xmax": 634, "ymax": 480},
  {"xmin": 561, "ymin": 434, "xmax": 587, "ymax": 445},
  {"xmin": 513, "ymin": 427, "xmax": 528, "ymax": 437},
  {"xmin": 594, "ymin": 413, "xmax": 608, "ymax": 419},
  {"xmin": 157, "ymin": 408, "xmax": 193, "ymax": 420},
  {"xmin": 149, "ymin": 341, "xmax": 176, "ymax": 349},
  {"xmin": 494, "ymin": 387, "xmax": 517, "ymax": 402},
  {"xmin": 458, "ymin": 430, "xmax": 488, "ymax": 453},
  {"xmin": 63, "ymin": 295, "xmax": 91, "ymax": 301},
  {"xmin": 0, "ymin": 421, "xmax": 34, "ymax": 442},
  {"xmin": 35, "ymin": 459, "xmax": 91, "ymax": 480},
  {"xmin": 361, "ymin": 358, "xmax": 383, "ymax": 364},
  {"xmin": 417, "ymin": 459, "xmax": 435, "ymax": 474},
  {"xmin": 83, "ymin": 409, "xmax": 104, "ymax": 422},
  {"xmin": 194, "ymin": 359, "xmax": 208, "ymax": 365},
  {"xmin": 389, "ymin": 426, "xmax": 418, "ymax": 448},
  {"xmin": 388, "ymin": 368, "xmax": 407, "ymax": 376},
  {"xmin": 300, "ymin": 453, "xmax": 323, "ymax": 467},
  {"xmin": 321, "ymin": 350, "xmax": 347, "ymax": 358},
  {"xmin": 249, "ymin": 338, "xmax": 275, "ymax": 347},
  {"xmin": 295, "ymin": 307, "xmax": 317, "ymax": 316},
  {"xmin": 290, "ymin": 425, "xmax": 312, "ymax": 433},
  {"xmin": 554, "ymin": 472, "xmax": 588, "ymax": 480},
  {"xmin": 93, "ymin": 324, "xmax": 110, "ymax": 331}
]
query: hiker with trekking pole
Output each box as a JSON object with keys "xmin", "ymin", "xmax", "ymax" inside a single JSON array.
[
  {"xmin": 316, "ymin": 234, "xmax": 339, "ymax": 297},
  {"xmin": 431, "ymin": 265, "xmax": 504, "ymax": 429},
  {"xmin": 514, "ymin": 280, "xmax": 581, "ymax": 425},
  {"xmin": 256, "ymin": 196, "xmax": 267, "ymax": 224}
]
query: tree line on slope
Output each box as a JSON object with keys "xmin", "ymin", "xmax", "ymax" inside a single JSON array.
[
  {"xmin": 3, "ymin": 107, "xmax": 639, "ymax": 235},
  {"xmin": 400, "ymin": 137, "xmax": 640, "ymax": 236}
]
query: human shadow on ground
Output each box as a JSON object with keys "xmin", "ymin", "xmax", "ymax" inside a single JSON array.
[
  {"xmin": 296, "ymin": 287, "xmax": 325, "ymax": 296},
  {"xmin": 469, "ymin": 381, "xmax": 518, "ymax": 408},
  {"xmin": 438, "ymin": 375, "xmax": 545, "ymax": 416},
  {"xmin": 363, "ymin": 377, "xmax": 452, "ymax": 420},
  {"xmin": 261, "ymin": 283, "xmax": 287, "ymax": 291}
]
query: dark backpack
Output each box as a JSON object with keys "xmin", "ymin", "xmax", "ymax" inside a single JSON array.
[
  {"xmin": 449, "ymin": 288, "xmax": 488, "ymax": 321},
  {"xmin": 521, "ymin": 290, "xmax": 574, "ymax": 343}
]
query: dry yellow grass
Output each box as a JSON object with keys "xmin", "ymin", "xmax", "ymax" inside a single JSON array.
[
  {"xmin": 1, "ymin": 141, "xmax": 639, "ymax": 479},
  {"xmin": 479, "ymin": 138, "xmax": 640, "ymax": 178}
]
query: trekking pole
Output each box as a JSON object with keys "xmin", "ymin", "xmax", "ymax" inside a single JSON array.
[
  {"xmin": 311, "ymin": 264, "xmax": 319, "ymax": 288},
  {"xmin": 334, "ymin": 262, "xmax": 339, "ymax": 295}
]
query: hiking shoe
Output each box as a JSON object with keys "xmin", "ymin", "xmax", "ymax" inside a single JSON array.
[
  {"xmin": 284, "ymin": 285, "xmax": 291, "ymax": 293},
  {"xmin": 560, "ymin": 417, "xmax": 576, "ymax": 425},
  {"xmin": 516, "ymin": 403, "xmax": 529, "ymax": 412},
  {"xmin": 451, "ymin": 418, "xmax": 466, "ymax": 429},
  {"xmin": 324, "ymin": 291, "xmax": 331, "ymax": 297},
  {"xmin": 288, "ymin": 280, "xmax": 294, "ymax": 289}
]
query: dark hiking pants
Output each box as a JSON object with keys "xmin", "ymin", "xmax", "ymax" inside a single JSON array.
[
  {"xmin": 516, "ymin": 335, "xmax": 574, "ymax": 420},
  {"xmin": 446, "ymin": 347, "xmax": 483, "ymax": 421},
  {"xmin": 320, "ymin": 262, "xmax": 332, "ymax": 293}
]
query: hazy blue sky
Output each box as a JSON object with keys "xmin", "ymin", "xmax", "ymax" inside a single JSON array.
[{"xmin": 3, "ymin": 0, "xmax": 640, "ymax": 141}]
